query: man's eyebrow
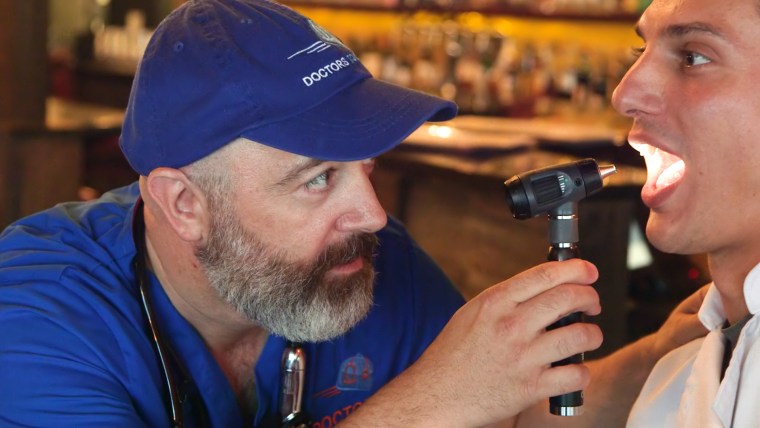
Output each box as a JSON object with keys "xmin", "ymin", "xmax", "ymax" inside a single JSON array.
[
  {"xmin": 272, "ymin": 157, "xmax": 325, "ymax": 188},
  {"xmin": 665, "ymin": 22, "xmax": 726, "ymax": 39},
  {"xmin": 636, "ymin": 21, "xmax": 727, "ymax": 40}
]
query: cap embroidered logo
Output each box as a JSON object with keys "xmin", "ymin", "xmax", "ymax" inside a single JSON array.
[{"xmin": 287, "ymin": 19, "xmax": 349, "ymax": 61}]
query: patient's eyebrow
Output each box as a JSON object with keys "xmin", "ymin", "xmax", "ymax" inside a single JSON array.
[
  {"xmin": 635, "ymin": 21, "xmax": 727, "ymax": 41},
  {"xmin": 665, "ymin": 22, "xmax": 726, "ymax": 39}
]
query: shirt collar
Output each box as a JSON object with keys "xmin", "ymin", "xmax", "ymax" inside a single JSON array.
[
  {"xmin": 742, "ymin": 263, "xmax": 760, "ymax": 315},
  {"xmin": 698, "ymin": 262, "xmax": 760, "ymax": 330}
]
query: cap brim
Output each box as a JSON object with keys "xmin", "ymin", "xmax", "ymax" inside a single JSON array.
[{"xmin": 240, "ymin": 77, "xmax": 458, "ymax": 161}]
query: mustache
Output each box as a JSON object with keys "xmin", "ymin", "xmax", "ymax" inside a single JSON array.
[{"xmin": 315, "ymin": 233, "xmax": 379, "ymax": 271}]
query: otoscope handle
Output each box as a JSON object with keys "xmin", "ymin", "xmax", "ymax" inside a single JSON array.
[
  {"xmin": 547, "ymin": 245, "xmax": 584, "ymax": 416},
  {"xmin": 504, "ymin": 158, "xmax": 616, "ymax": 417}
]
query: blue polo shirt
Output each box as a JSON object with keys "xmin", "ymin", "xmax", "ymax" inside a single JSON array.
[{"xmin": 0, "ymin": 183, "xmax": 464, "ymax": 427}]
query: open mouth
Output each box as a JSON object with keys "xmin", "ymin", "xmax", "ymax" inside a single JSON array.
[{"xmin": 630, "ymin": 141, "xmax": 686, "ymax": 190}]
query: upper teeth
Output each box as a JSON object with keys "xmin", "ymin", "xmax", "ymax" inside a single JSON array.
[{"xmin": 630, "ymin": 141, "xmax": 656, "ymax": 157}]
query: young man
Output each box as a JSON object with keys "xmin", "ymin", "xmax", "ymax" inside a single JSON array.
[
  {"xmin": 611, "ymin": 0, "xmax": 760, "ymax": 425},
  {"xmin": 0, "ymin": 0, "xmax": 706, "ymax": 427}
]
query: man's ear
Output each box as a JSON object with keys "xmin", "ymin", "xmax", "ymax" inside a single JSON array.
[{"xmin": 143, "ymin": 168, "xmax": 210, "ymax": 243}]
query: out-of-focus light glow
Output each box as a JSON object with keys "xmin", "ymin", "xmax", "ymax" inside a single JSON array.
[
  {"xmin": 627, "ymin": 220, "xmax": 654, "ymax": 270},
  {"xmin": 427, "ymin": 125, "xmax": 453, "ymax": 139}
]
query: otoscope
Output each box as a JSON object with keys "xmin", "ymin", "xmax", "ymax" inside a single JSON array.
[{"xmin": 503, "ymin": 158, "xmax": 616, "ymax": 416}]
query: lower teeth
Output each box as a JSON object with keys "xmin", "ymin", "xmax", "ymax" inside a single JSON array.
[{"xmin": 656, "ymin": 160, "xmax": 685, "ymax": 188}]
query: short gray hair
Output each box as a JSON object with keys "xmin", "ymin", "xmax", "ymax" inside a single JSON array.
[{"xmin": 181, "ymin": 143, "xmax": 236, "ymax": 208}]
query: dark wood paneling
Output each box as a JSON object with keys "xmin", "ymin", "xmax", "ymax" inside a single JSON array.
[{"xmin": 0, "ymin": 0, "xmax": 48, "ymax": 129}]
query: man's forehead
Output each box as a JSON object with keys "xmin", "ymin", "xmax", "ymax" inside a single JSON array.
[
  {"xmin": 637, "ymin": 0, "xmax": 752, "ymax": 39},
  {"xmin": 231, "ymin": 137, "xmax": 373, "ymax": 186},
  {"xmin": 232, "ymin": 137, "xmax": 310, "ymax": 163},
  {"xmin": 636, "ymin": 0, "xmax": 732, "ymax": 37}
]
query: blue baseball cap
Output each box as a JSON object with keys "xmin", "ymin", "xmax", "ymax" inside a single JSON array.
[{"xmin": 119, "ymin": 0, "xmax": 458, "ymax": 176}]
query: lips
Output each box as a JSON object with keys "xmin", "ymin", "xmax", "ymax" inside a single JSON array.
[
  {"xmin": 328, "ymin": 256, "xmax": 364, "ymax": 276},
  {"xmin": 630, "ymin": 140, "xmax": 686, "ymax": 207}
]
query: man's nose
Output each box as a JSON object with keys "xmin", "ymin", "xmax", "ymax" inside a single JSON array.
[
  {"xmin": 336, "ymin": 173, "xmax": 388, "ymax": 234},
  {"xmin": 611, "ymin": 52, "xmax": 664, "ymax": 119}
]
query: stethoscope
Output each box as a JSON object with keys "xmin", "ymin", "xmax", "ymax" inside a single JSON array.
[{"xmin": 132, "ymin": 202, "xmax": 311, "ymax": 427}]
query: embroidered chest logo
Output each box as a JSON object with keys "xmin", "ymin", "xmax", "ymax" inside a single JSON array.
[
  {"xmin": 310, "ymin": 354, "xmax": 373, "ymax": 426},
  {"xmin": 336, "ymin": 354, "xmax": 373, "ymax": 391},
  {"xmin": 312, "ymin": 353, "xmax": 374, "ymax": 401},
  {"xmin": 337, "ymin": 353, "xmax": 373, "ymax": 391}
]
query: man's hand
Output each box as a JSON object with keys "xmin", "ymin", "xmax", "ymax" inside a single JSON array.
[
  {"xmin": 647, "ymin": 284, "xmax": 709, "ymax": 363},
  {"xmin": 509, "ymin": 283, "xmax": 710, "ymax": 428},
  {"xmin": 345, "ymin": 259, "xmax": 602, "ymax": 427}
]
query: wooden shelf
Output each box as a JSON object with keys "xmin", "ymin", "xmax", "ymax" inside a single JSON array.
[{"xmin": 285, "ymin": 0, "xmax": 640, "ymax": 22}]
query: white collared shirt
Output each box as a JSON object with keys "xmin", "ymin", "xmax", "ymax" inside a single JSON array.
[{"xmin": 627, "ymin": 263, "xmax": 760, "ymax": 428}]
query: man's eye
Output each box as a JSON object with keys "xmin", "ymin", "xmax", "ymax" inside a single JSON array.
[
  {"xmin": 683, "ymin": 51, "xmax": 711, "ymax": 68},
  {"xmin": 306, "ymin": 170, "xmax": 331, "ymax": 190}
]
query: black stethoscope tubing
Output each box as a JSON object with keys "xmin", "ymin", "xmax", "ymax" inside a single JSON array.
[{"xmin": 133, "ymin": 202, "xmax": 200, "ymax": 428}]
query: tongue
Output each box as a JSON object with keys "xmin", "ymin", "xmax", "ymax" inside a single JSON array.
[{"xmin": 656, "ymin": 159, "xmax": 685, "ymax": 189}]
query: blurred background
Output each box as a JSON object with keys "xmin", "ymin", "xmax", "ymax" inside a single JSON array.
[{"xmin": 0, "ymin": 0, "xmax": 709, "ymax": 357}]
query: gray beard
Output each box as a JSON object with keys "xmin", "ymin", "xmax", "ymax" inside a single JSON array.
[{"xmin": 195, "ymin": 206, "xmax": 377, "ymax": 342}]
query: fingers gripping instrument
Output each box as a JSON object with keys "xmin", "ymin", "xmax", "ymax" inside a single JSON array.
[{"xmin": 503, "ymin": 158, "xmax": 616, "ymax": 416}]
